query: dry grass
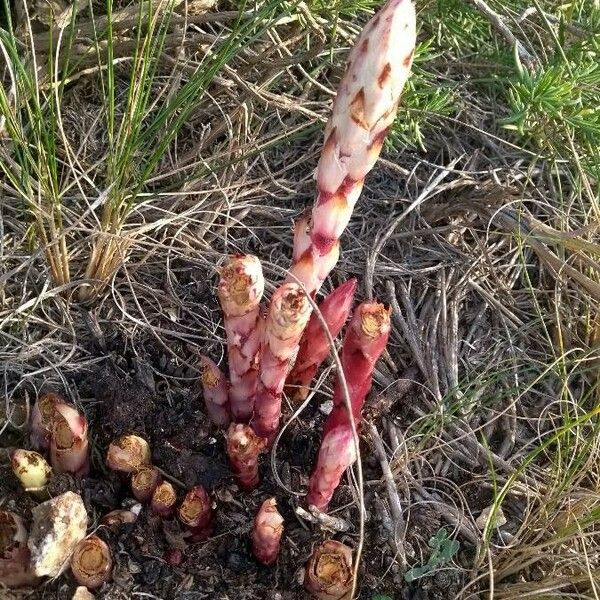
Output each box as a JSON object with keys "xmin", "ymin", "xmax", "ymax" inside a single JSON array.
[{"xmin": 1, "ymin": 0, "xmax": 600, "ymax": 598}]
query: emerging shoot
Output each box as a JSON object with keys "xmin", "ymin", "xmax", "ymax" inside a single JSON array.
[
  {"xmin": 106, "ymin": 435, "xmax": 151, "ymax": 474},
  {"xmin": 30, "ymin": 392, "xmax": 62, "ymax": 451},
  {"xmin": 177, "ymin": 485, "xmax": 214, "ymax": 542},
  {"xmin": 151, "ymin": 482, "xmax": 177, "ymax": 518},
  {"xmin": 307, "ymin": 302, "xmax": 390, "ymax": 511},
  {"xmin": 50, "ymin": 403, "xmax": 90, "ymax": 477},
  {"xmin": 217, "ymin": 255, "xmax": 265, "ymax": 421},
  {"xmin": 131, "ymin": 466, "xmax": 161, "ymax": 503},
  {"xmin": 251, "ymin": 498, "xmax": 284, "ymax": 566},
  {"xmin": 70, "ymin": 535, "xmax": 113, "ymax": 589},
  {"xmin": 305, "ymin": 540, "xmax": 353, "ymax": 600},
  {"xmin": 199, "ymin": 356, "xmax": 230, "ymax": 426},
  {"xmin": 226, "ymin": 423, "xmax": 267, "ymax": 491},
  {"xmin": 286, "ymin": 279, "xmax": 357, "ymax": 401},
  {"xmin": 0, "ymin": 511, "xmax": 38, "ymax": 588},
  {"xmin": 100, "ymin": 507, "xmax": 140, "ymax": 529},
  {"xmin": 11, "ymin": 449, "xmax": 52, "ymax": 493},
  {"xmin": 251, "ymin": 283, "xmax": 311, "ymax": 439}
]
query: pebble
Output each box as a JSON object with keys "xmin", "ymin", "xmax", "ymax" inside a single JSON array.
[
  {"xmin": 319, "ymin": 400, "xmax": 333, "ymax": 415},
  {"xmin": 475, "ymin": 505, "xmax": 507, "ymax": 530},
  {"xmin": 28, "ymin": 491, "xmax": 88, "ymax": 577},
  {"xmin": 72, "ymin": 586, "xmax": 95, "ymax": 600}
]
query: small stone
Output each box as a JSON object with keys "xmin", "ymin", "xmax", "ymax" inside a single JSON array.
[
  {"xmin": 475, "ymin": 505, "xmax": 507, "ymax": 530},
  {"xmin": 498, "ymin": 529, "xmax": 514, "ymax": 544},
  {"xmin": 319, "ymin": 400, "xmax": 333, "ymax": 415},
  {"xmin": 28, "ymin": 491, "xmax": 88, "ymax": 577},
  {"xmin": 72, "ymin": 586, "xmax": 95, "ymax": 600}
]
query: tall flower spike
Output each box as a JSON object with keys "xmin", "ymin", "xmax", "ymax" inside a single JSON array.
[
  {"xmin": 50, "ymin": 403, "xmax": 90, "ymax": 477},
  {"xmin": 217, "ymin": 255, "xmax": 265, "ymax": 421},
  {"xmin": 199, "ymin": 356, "xmax": 230, "ymax": 426},
  {"xmin": 286, "ymin": 279, "xmax": 357, "ymax": 401},
  {"xmin": 307, "ymin": 301, "xmax": 391, "ymax": 511},
  {"xmin": 289, "ymin": 0, "xmax": 416, "ymax": 295},
  {"xmin": 251, "ymin": 283, "xmax": 311, "ymax": 440}
]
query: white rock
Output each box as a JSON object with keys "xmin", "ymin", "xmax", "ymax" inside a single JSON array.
[
  {"xmin": 72, "ymin": 586, "xmax": 95, "ymax": 600},
  {"xmin": 475, "ymin": 505, "xmax": 507, "ymax": 530},
  {"xmin": 28, "ymin": 491, "xmax": 88, "ymax": 577},
  {"xmin": 319, "ymin": 400, "xmax": 333, "ymax": 416}
]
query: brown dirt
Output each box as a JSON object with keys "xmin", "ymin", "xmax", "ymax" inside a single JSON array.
[{"xmin": 1, "ymin": 347, "xmax": 471, "ymax": 599}]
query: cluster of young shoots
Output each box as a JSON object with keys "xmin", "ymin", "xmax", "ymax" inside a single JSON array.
[
  {"xmin": 206, "ymin": 0, "xmax": 415, "ymax": 594},
  {"xmin": 4, "ymin": 0, "xmax": 416, "ymax": 597},
  {"xmin": 13, "ymin": 392, "xmax": 90, "ymax": 492}
]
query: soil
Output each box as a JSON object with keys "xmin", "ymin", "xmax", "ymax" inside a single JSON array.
[{"xmin": 1, "ymin": 330, "xmax": 470, "ymax": 600}]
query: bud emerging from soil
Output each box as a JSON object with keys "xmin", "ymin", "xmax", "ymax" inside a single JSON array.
[
  {"xmin": 106, "ymin": 435, "xmax": 151, "ymax": 474},
  {"xmin": 217, "ymin": 255, "xmax": 265, "ymax": 421},
  {"xmin": 305, "ymin": 540, "xmax": 353, "ymax": 600},
  {"xmin": 131, "ymin": 466, "xmax": 161, "ymax": 503},
  {"xmin": 308, "ymin": 302, "xmax": 390, "ymax": 511},
  {"xmin": 251, "ymin": 283, "xmax": 311, "ymax": 439},
  {"xmin": 50, "ymin": 403, "xmax": 90, "ymax": 477},
  {"xmin": 0, "ymin": 511, "xmax": 38, "ymax": 588},
  {"xmin": 151, "ymin": 482, "xmax": 177, "ymax": 518},
  {"xmin": 177, "ymin": 485, "xmax": 213, "ymax": 542},
  {"xmin": 251, "ymin": 498, "xmax": 284, "ymax": 566},
  {"xmin": 70, "ymin": 535, "xmax": 112, "ymax": 589},
  {"xmin": 225, "ymin": 423, "xmax": 267, "ymax": 491},
  {"xmin": 199, "ymin": 355, "xmax": 230, "ymax": 426},
  {"xmin": 0, "ymin": 511, "xmax": 27, "ymax": 551},
  {"xmin": 286, "ymin": 279, "xmax": 357, "ymax": 401},
  {"xmin": 11, "ymin": 449, "xmax": 52, "ymax": 493},
  {"xmin": 290, "ymin": 0, "xmax": 416, "ymax": 295},
  {"xmin": 30, "ymin": 392, "xmax": 62, "ymax": 450}
]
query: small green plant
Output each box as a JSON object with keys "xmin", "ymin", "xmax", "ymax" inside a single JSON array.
[
  {"xmin": 387, "ymin": 38, "xmax": 456, "ymax": 151},
  {"xmin": 307, "ymin": 0, "xmax": 380, "ymax": 18},
  {"xmin": 404, "ymin": 528, "xmax": 460, "ymax": 583},
  {"xmin": 502, "ymin": 53, "xmax": 600, "ymax": 180}
]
